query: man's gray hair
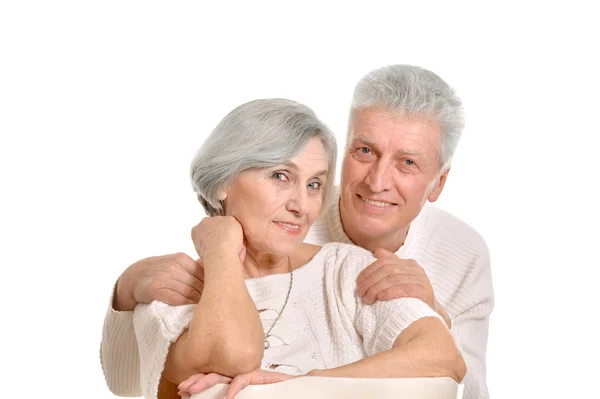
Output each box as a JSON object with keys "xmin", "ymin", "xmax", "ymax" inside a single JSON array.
[
  {"xmin": 348, "ymin": 64, "xmax": 465, "ymax": 171},
  {"xmin": 190, "ymin": 98, "xmax": 337, "ymax": 216}
]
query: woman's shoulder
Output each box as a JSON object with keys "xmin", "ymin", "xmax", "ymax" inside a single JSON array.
[{"xmin": 317, "ymin": 242, "xmax": 376, "ymax": 273}]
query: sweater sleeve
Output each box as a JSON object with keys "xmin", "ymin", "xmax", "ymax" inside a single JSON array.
[
  {"xmin": 100, "ymin": 282, "xmax": 142, "ymax": 397},
  {"xmin": 133, "ymin": 301, "xmax": 196, "ymax": 399},
  {"xmin": 448, "ymin": 238, "xmax": 494, "ymax": 399},
  {"xmin": 337, "ymin": 246, "xmax": 444, "ymax": 356}
]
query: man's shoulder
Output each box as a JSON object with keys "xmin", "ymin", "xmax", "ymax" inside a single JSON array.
[
  {"xmin": 423, "ymin": 204, "xmax": 485, "ymax": 244},
  {"xmin": 305, "ymin": 216, "xmax": 330, "ymax": 245},
  {"xmin": 419, "ymin": 203, "xmax": 489, "ymax": 256}
]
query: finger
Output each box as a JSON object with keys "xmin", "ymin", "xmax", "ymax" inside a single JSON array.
[
  {"xmin": 356, "ymin": 265, "xmax": 418, "ymax": 297},
  {"xmin": 255, "ymin": 371, "xmax": 290, "ymax": 384},
  {"xmin": 357, "ymin": 257, "xmax": 422, "ymax": 288},
  {"xmin": 225, "ymin": 374, "xmax": 252, "ymax": 399},
  {"xmin": 375, "ymin": 284, "xmax": 431, "ymax": 306},
  {"xmin": 187, "ymin": 373, "xmax": 232, "ymax": 395},
  {"xmin": 156, "ymin": 257, "xmax": 205, "ymax": 295},
  {"xmin": 356, "ymin": 258, "xmax": 386, "ymax": 284},
  {"xmin": 362, "ymin": 276, "xmax": 423, "ymax": 305},
  {"xmin": 151, "ymin": 276, "xmax": 202, "ymax": 301},
  {"xmin": 178, "ymin": 373, "xmax": 206, "ymax": 393},
  {"xmin": 170, "ymin": 268, "xmax": 204, "ymax": 296},
  {"xmin": 373, "ymin": 247, "xmax": 396, "ymax": 260},
  {"xmin": 154, "ymin": 286, "xmax": 201, "ymax": 306},
  {"xmin": 172, "ymin": 253, "xmax": 205, "ymax": 282}
]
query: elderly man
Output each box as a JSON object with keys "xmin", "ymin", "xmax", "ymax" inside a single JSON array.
[{"xmin": 101, "ymin": 64, "xmax": 493, "ymax": 399}]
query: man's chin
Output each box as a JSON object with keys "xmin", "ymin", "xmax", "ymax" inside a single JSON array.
[{"xmin": 350, "ymin": 215, "xmax": 392, "ymax": 235}]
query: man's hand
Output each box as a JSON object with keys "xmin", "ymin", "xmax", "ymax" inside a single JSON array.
[
  {"xmin": 178, "ymin": 369, "xmax": 294, "ymax": 399},
  {"xmin": 113, "ymin": 253, "xmax": 204, "ymax": 311},
  {"xmin": 357, "ymin": 248, "xmax": 451, "ymax": 328}
]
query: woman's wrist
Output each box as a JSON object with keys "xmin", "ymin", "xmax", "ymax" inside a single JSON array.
[
  {"xmin": 434, "ymin": 298, "xmax": 452, "ymax": 329},
  {"xmin": 305, "ymin": 369, "xmax": 327, "ymax": 377},
  {"xmin": 202, "ymin": 249, "xmax": 243, "ymax": 272}
]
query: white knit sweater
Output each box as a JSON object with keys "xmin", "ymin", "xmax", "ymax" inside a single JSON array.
[
  {"xmin": 132, "ymin": 242, "xmax": 442, "ymax": 398},
  {"xmin": 101, "ymin": 195, "xmax": 493, "ymax": 399}
]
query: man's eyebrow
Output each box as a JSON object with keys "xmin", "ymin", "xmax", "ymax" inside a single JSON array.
[
  {"xmin": 397, "ymin": 149, "xmax": 423, "ymax": 157},
  {"xmin": 353, "ymin": 136, "xmax": 377, "ymax": 147},
  {"xmin": 353, "ymin": 136, "xmax": 427, "ymax": 159}
]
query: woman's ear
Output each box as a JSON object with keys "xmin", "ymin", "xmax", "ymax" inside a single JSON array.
[{"xmin": 217, "ymin": 191, "xmax": 227, "ymax": 201}]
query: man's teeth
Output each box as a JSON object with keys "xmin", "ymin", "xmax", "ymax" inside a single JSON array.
[{"xmin": 360, "ymin": 197, "xmax": 393, "ymax": 207}]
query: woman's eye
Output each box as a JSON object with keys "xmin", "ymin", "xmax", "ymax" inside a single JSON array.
[
  {"xmin": 272, "ymin": 172, "xmax": 288, "ymax": 181},
  {"xmin": 308, "ymin": 181, "xmax": 321, "ymax": 190}
]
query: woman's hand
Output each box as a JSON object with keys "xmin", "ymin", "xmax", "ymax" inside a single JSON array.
[
  {"xmin": 191, "ymin": 216, "xmax": 247, "ymax": 264},
  {"xmin": 178, "ymin": 369, "xmax": 295, "ymax": 399}
]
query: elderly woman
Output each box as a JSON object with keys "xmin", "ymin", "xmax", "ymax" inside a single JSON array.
[{"xmin": 132, "ymin": 98, "xmax": 465, "ymax": 399}]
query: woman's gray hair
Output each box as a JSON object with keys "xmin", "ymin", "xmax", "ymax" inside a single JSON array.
[
  {"xmin": 348, "ymin": 64, "xmax": 464, "ymax": 172},
  {"xmin": 190, "ymin": 98, "xmax": 337, "ymax": 217}
]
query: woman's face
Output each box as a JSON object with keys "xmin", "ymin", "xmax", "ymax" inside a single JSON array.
[{"xmin": 224, "ymin": 137, "xmax": 329, "ymax": 257}]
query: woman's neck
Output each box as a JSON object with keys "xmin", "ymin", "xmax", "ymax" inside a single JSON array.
[
  {"xmin": 242, "ymin": 249, "xmax": 290, "ymax": 278},
  {"xmin": 241, "ymin": 243, "xmax": 321, "ymax": 279}
]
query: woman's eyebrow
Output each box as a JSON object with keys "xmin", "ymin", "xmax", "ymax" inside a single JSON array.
[{"xmin": 281, "ymin": 162, "xmax": 328, "ymax": 177}]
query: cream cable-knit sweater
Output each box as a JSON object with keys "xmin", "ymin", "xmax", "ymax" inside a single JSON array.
[
  {"xmin": 133, "ymin": 242, "xmax": 442, "ymax": 399},
  {"xmin": 101, "ymin": 194, "xmax": 493, "ymax": 399}
]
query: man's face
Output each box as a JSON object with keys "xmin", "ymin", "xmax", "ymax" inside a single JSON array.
[{"xmin": 340, "ymin": 107, "xmax": 449, "ymax": 242}]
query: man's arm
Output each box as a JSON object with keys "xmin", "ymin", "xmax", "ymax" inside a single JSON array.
[
  {"xmin": 100, "ymin": 282, "xmax": 142, "ymax": 396},
  {"xmin": 448, "ymin": 241, "xmax": 494, "ymax": 399},
  {"xmin": 100, "ymin": 253, "xmax": 204, "ymax": 395},
  {"xmin": 307, "ymin": 317, "xmax": 466, "ymax": 381}
]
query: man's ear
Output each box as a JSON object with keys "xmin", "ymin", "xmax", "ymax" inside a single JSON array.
[{"xmin": 428, "ymin": 167, "xmax": 450, "ymax": 203}]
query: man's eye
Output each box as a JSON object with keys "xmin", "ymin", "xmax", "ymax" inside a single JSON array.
[
  {"xmin": 359, "ymin": 147, "xmax": 371, "ymax": 154},
  {"xmin": 404, "ymin": 159, "xmax": 415, "ymax": 166}
]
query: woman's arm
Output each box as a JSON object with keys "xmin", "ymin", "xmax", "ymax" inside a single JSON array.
[
  {"xmin": 163, "ymin": 217, "xmax": 265, "ymax": 381},
  {"xmin": 176, "ymin": 318, "xmax": 464, "ymax": 399},
  {"xmin": 307, "ymin": 316, "xmax": 466, "ymax": 381},
  {"xmin": 134, "ymin": 254, "xmax": 263, "ymax": 397},
  {"xmin": 324, "ymin": 247, "xmax": 467, "ymax": 383},
  {"xmin": 171, "ymin": 249, "xmax": 264, "ymax": 379},
  {"xmin": 133, "ymin": 217, "xmax": 265, "ymax": 399}
]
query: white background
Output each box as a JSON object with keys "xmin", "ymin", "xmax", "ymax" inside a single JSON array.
[{"xmin": 1, "ymin": 1, "xmax": 598, "ymax": 398}]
